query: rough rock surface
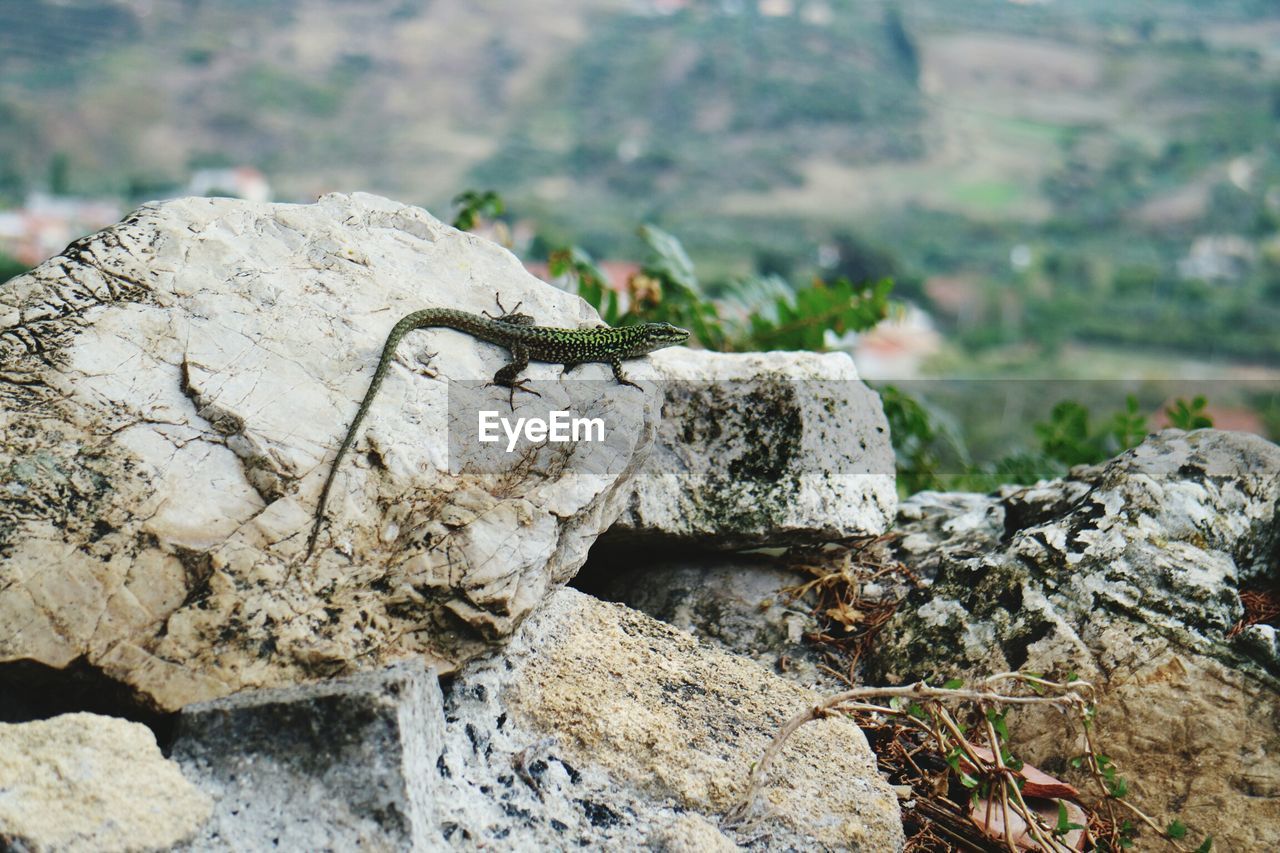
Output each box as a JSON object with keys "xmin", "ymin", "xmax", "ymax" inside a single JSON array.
[
  {"xmin": 164, "ymin": 590, "xmax": 903, "ymax": 850},
  {"xmin": 439, "ymin": 587, "xmax": 903, "ymax": 850},
  {"xmin": 578, "ymin": 553, "xmax": 842, "ymax": 691},
  {"xmin": 172, "ymin": 661, "xmax": 439, "ymax": 852},
  {"xmin": 871, "ymin": 429, "xmax": 1280, "ymax": 850},
  {"xmin": 0, "ymin": 712, "xmax": 212, "ymax": 852},
  {"xmin": 609, "ymin": 348, "xmax": 896, "ymax": 546},
  {"xmin": 0, "ymin": 192, "xmax": 662, "ymax": 710}
]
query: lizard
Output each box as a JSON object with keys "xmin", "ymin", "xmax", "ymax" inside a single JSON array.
[{"xmin": 304, "ymin": 298, "xmax": 689, "ymax": 558}]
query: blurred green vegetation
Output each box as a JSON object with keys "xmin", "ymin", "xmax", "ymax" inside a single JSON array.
[
  {"xmin": 0, "ymin": 252, "xmax": 28, "ymax": 284},
  {"xmin": 883, "ymin": 388, "xmax": 1222, "ymax": 496},
  {"xmin": 470, "ymin": 1, "xmax": 924, "ymax": 234},
  {"xmin": 457, "ymin": 192, "xmax": 1275, "ymax": 498},
  {"xmin": 543, "ymin": 222, "xmax": 892, "ymax": 353}
]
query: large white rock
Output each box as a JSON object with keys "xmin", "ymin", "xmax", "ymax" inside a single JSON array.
[
  {"xmin": 608, "ymin": 348, "xmax": 896, "ymax": 546},
  {"xmin": 0, "ymin": 193, "xmax": 662, "ymax": 710},
  {"xmin": 0, "ymin": 713, "xmax": 212, "ymax": 852}
]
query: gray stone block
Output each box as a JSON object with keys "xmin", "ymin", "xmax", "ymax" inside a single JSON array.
[{"xmin": 171, "ymin": 660, "xmax": 440, "ymax": 852}]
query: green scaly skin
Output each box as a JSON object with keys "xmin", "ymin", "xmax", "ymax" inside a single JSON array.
[{"xmin": 304, "ymin": 306, "xmax": 689, "ymax": 558}]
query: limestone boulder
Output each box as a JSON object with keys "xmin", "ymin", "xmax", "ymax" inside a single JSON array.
[
  {"xmin": 168, "ymin": 589, "xmax": 905, "ymax": 850},
  {"xmin": 578, "ymin": 553, "xmax": 841, "ymax": 691},
  {"xmin": 0, "ymin": 192, "xmax": 662, "ymax": 710},
  {"xmin": 871, "ymin": 429, "xmax": 1280, "ymax": 851},
  {"xmin": 465, "ymin": 588, "xmax": 903, "ymax": 850},
  {"xmin": 172, "ymin": 661, "xmax": 439, "ymax": 852}
]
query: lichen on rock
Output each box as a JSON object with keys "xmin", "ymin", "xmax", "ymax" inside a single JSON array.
[{"xmin": 871, "ymin": 428, "xmax": 1280, "ymax": 850}]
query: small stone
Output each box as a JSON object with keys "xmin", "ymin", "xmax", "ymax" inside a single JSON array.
[{"xmin": 0, "ymin": 713, "xmax": 212, "ymax": 853}]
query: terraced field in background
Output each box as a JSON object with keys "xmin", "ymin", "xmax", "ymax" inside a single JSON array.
[{"xmin": 2, "ymin": 0, "xmax": 1278, "ymax": 369}]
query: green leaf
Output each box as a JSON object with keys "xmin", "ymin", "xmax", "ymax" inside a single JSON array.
[
  {"xmin": 1055, "ymin": 800, "xmax": 1084, "ymax": 834},
  {"xmin": 1194, "ymin": 836, "xmax": 1213, "ymax": 852},
  {"xmin": 1166, "ymin": 395, "xmax": 1214, "ymax": 430},
  {"xmin": 942, "ymin": 677, "xmax": 964, "ymax": 689},
  {"xmin": 734, "ymin": 276, "xmax": 891, "ymax": 351},
  {"xmin": 1166, "ymin": 820, "xmax": 1187, "ymax": 839},
  {"xmin": 639, "ymin": 224, "xmax": 699, "ymax": 295},
  {"xmin": 1108, "ymin": 776, "xmax": 1129, "ymax": 798},
  {"xmin": 547, "ymin": 246, "xmax": 622, "ymax": 325},
  {"xmin": 986, "ymin": 708, "xmax": 1009, "ymax": 742},
  {"xmin": 450, "ymin": 189, "xmax": 504, "ymax": 232}
]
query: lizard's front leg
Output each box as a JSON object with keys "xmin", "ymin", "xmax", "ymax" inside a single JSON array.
[
  {"xmin": 485, "ymin": 293, "xmax": 536, "ymax": 326},
  {"xmin": 610, "ymin": 357, "xmax": 642, "ymax": 390},
  {"xmin": 490, "ymin": 342, "xmax": 541, "ymax": 408}
]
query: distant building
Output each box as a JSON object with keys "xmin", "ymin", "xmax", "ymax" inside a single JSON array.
[
  {"xmin": 0, "ymin": 192, "xmax": 123, "ymax": 267},
  {"xmin": 924, "ymin": 275, "xmax": 983, "ymax": 329},
  {"xmin": 187, "ymin": 167, "xmax": 272, "ymax": 202},
  {"xmin": 1177, "ymin": 234, "xmax": 1256, "ymax": 282},
  {"xmin": 849, "ymin": 302, "xmax": 942, "ymax": 380}
]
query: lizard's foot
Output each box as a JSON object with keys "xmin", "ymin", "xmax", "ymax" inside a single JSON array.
[
  {"xmin": 610, "ymin": 359, "xmax": 643, "ymax": 390},
  {"xmin": 487, "ymin": 378, "xmax": 542, "ymax": 410},
  {"xmin": 485, "ymin": 292, "xmax": 523, "ymax": 319}
]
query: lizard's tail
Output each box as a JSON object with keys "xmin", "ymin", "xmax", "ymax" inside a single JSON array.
[{"xmin": 303, "ymin": 311, "xmax": 437, "ymax": 559}]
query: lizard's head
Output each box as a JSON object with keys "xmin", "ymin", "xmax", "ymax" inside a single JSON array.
[{"xmin": 631, "ymin": 321, "xmax": 690, "ymax": 355}]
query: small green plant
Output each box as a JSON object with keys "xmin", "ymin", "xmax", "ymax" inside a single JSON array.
[
  {"xmin": 551, "ymin": 224, "xmax": 891, "ymax": 353},
  {"xmin": 1165, "ymin": 395, "xmax": 1213, "ymax": 430},
  {"xmin": 547, "ymin": 246, "xmax": 620, "ymax": 324},
  {"xmin": 451, "ymin": 189, "xmax": 505, "ymax": 232},
  {"xmin": 1035, "ymin": 395, "xmax": 1149, "ymax": 467},
  {"xmin": 882, "ymin": 391, "xmax": 1188, "ymax": 495}
]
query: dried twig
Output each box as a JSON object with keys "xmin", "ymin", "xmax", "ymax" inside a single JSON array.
[{"xmin": 729, "ymin": 673, "xmax": 1208, "ymax": 852}]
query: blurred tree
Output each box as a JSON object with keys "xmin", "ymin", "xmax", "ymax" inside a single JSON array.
[
  {"xmin": 49, "ymin": 152, "xmax": 69, "ymax": 195},
  {"xmin": 829, "ymin": 232, "xmax": 923, "ymax": 301},
  {"xmin": 884, "ymin": 6, "xmax": 920, "ymax": 85}
]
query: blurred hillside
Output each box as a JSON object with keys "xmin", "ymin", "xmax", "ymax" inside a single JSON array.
[{"xmin": 2, "ymin": 0, "xmax": 1279, "ymax": 369}]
